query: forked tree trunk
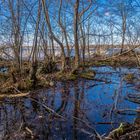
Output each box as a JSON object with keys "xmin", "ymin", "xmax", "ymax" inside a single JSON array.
[{"xmin": 41, "ymin": 0, "xmax": 66, "ymax": 71}]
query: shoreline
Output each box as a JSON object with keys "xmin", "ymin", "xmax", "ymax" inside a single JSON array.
[{"xmin": 0, "ymin": 51, "xmax": 139, "ymax": 94}]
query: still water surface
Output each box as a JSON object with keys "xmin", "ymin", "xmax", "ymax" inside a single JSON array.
[{"xmin": 0, "ymin": 66, "xmax": 140, "ymax": 140}]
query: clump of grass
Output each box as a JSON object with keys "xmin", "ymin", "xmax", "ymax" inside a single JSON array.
[
  {"xmin": 124, "ymin": 73, "xmax": 135, "ymax": 82},
  {"xmin": 80, "ymin": 69, "xmax": 95, "ymax": 80},
  {"xmin": 105, "ymin": 123, "xmax": 131, "ymax": 139}
]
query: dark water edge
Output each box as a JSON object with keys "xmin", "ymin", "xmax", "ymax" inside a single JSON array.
[
  {"xmin": 0, "ymin": 67, "xmax": 8, "ymax": 73},
  {"xmin": 0, "ymin": 66, "xmax": 140, "ymax": 140}
]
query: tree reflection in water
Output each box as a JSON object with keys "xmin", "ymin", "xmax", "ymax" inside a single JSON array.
[{"xmin": 0, "ymin": 66, "xmax": 140, "ymax": 140}]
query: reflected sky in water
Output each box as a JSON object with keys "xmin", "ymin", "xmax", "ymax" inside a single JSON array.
[{"xmin": 0, "ymin": 66, "xmax": 140, "ymax": 140}]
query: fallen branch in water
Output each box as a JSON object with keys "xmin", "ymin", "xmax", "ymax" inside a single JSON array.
[
  {"xmin": 96, "ymin": 122, "xmax": 119, "ymax": 125},
  {"xmin": 0, "ymin": 92, "xmax": 29, "ymax": 98},
  {"xmin": 30, "ymin": 97, "xmax": 103, "ymax": 139},
  {"xmin": 25, "ymin": 127, "xmax": 34, "ymax": 139},
  {"xmin": 29, "ymin": 97, "xmax": 66, "ymax": 120},
  {"xmin": 0, "ymin": 86, "xmax": 30, "ymax": 98},
  {"xmin": 125, "ymin": 97, "xmax": 140, "ymax": 104},
  {"xmin": 117, "ymin": 109, "xmax": 140, "ymax": 113},
  {"xmin": 72, "ymin": 116, "xmax": 103, "ymax": 140}
]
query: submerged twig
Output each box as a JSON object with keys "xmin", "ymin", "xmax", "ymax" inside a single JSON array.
[
  {"xmin": 29, "ymin": 97, "xmax": 66, "ymax": 120},
  {"xmin": 25, "ymin": 127, "xmax": 34, "ymax": 139},
  {"xmin": 72, "ymin": 116, "xmax": 103, "ymax": 140},
  {"xmin": 117, "ymin": 109, "xmax": 140, "ymax": 113},
  {"xmin": 110, "ymin": 78, "xmax": 123, "ymax": 116}
]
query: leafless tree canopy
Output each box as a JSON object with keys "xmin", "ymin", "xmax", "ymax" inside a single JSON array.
[{"xmin": 0, "ymin": 0, "xmax": 140, "ymax": 76}]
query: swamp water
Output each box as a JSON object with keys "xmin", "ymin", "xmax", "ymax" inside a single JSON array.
[{"xmin": 0, "ymin": 66, "xmax": 140, "ymax": 140}]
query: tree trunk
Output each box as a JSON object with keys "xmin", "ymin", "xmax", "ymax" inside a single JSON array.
[
  {"xmin": 74, "ymin": 0, "xmax": 80, "ymax": 69},
  {"xmin": 41, "ymin": 0, "xmax": 66, "ymax": 70},
  {"xmin": 30, "ymin": 0, "xmax": 41, "ymax": 88}
]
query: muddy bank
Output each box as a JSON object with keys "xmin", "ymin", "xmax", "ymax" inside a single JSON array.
[
  {"xmin": 0, "ymin": 60, "xmax": 96, "ymax": 95},
  {"xmin": 86, "ymin": 51, "xmax": 140, "ymax": 67},
  {"xmin": 0, "ymin": 52, "xmax": 139, "ymax": 98}
]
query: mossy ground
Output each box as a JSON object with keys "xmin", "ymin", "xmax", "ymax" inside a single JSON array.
[
  {"xmin": 0, "ymin": 52, "xmax": 138, "ymax": 94},
  {"xmin": 0, "ymin": 61, "xmax": 96, "ymax": 94}
]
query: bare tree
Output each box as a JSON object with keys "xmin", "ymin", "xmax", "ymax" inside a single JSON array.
[
  {"xmin": 41, "ymin": 0, "xmax": 66, "ymax": 70},
  {"xmin": 73, "ymin": 0, "xmax": 80, "ymax": 69},
  {"xmin": 30, "ymin": 0, "xmax": 42, "ymax": 88}
]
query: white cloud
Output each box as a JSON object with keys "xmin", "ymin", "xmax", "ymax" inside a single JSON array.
[{"xmin": 105, "ymin": 12, "xmax": 110, "ymax": 16}]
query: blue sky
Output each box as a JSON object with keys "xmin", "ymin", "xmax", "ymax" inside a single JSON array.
[{"xmin": 0, "ymin": 0, "xmax": 140, "ymax": 46}]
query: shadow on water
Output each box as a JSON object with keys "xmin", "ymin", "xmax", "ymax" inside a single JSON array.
[{"xmin": 0, "ymin": 66, "xmax": 140, "ymax": 140}]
